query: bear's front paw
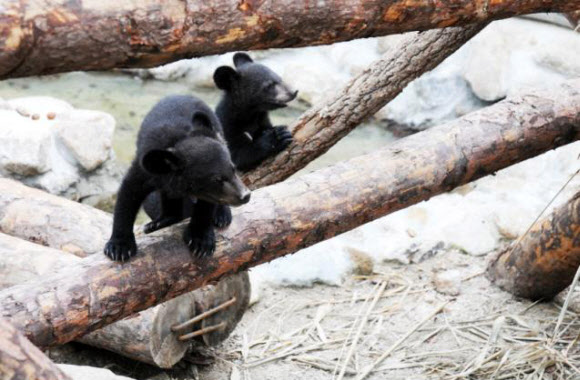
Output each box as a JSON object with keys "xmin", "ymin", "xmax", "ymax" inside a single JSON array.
[
  {"xmin": 214, "ymin": 205, "xmax": 232, "ymax": 229},
  {"xmin": 143, "ymin": 216, "xmax": 183, "ymax": 234},
  {"xmin": 183, "ymin": 227, "xmax": 216, "ymax": 258},
  {"xmin": 104, "ymin": 236, "xmax": 137, "ymax": 262},
  {"xmin": 273, "ymin": 126, "xmax": 293, "ymax": 151}
]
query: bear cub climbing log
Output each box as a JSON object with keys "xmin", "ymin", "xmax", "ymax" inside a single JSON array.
[{"xmin": 104, "ymin": 95, "xmax": 250, "ymax": 262}]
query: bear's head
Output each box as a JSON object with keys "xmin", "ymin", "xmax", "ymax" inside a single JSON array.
[
  {"xmin": 213, "ymin": 52, "xmax": 298, "ymax": 111},
  {"xmin": 140, "ymin": 113, "xmax": 251, "ymax": 206}
]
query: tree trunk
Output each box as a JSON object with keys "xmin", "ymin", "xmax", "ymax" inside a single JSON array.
[
  {"xmin": 1, "ymin": 79, "xmax": 579, "ymax": 348},
  {"xmin": 244, "ymin": 24, "xmax": 485, "ymax": 187},
  {"xmin": 487, "ymin": 191, "xmax": 580, "ymax": 300},
  {"xmin": 0, "ymin": 214, "xmax": 250, "ymax": 368},
  {"xmin": 0, "ymin": 318, "xmax": 71, "ymax": 380},
  {"xmin": 1, "ymin": 0, "xmax": 579, "ymax": 79},
  {"xmin": 566, "ymin": 11, "xmax": 580, "ymax": 28}
]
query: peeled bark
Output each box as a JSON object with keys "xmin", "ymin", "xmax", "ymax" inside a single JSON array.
[
  {"xmin": 244, "ymin": 24, "xmax": 485, "ymax": 187},
  {"xmin": 0, "ymin": 318, "xmax": 71, "ymax": 380},
  {"xmin": 1, "ymin": 79, "xmax": 579, "ymax": 348},
  {"xmin": 487, "ymin": 192, "xmax": 580, "ymax": 300},
  {"xmin": 1, "ymin": 1, "xmax": 579, "ymax": 79}
]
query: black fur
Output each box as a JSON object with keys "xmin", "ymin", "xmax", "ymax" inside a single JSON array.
[
  {"xmin": 214, "ymin": 52, "xmax": 298, "ymax": 172},
  {"xmin": 104, "ymin": 95, "xmax": 250, "ymax": 262},
  {"xmin": 212, "ymin": 53, "xmax": 297, "ymax": 225}
]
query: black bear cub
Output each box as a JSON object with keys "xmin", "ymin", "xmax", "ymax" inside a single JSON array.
[
  {"xmin": 104, "ymin": 95, "xmax": 250, "ymax": 262},
  {"xmin": 213, "ymin": 52, "xmax": 298, "ymax": 172},
  {"xmin": 212, "ymin": 52, "xmax": 297, "ymax": 225}
]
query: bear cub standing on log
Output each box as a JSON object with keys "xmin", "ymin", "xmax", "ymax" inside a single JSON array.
[
  {"xmin": 104, "ymin": 95, "xmax": 250, "ymax": 262},
  {"xmin": 212, "ymin": 52, "xmax": 298, "ymax": 226}
]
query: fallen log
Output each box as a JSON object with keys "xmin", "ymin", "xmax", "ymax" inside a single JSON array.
[
  {"xmin": 244, "ymin": 24, "xmax": 485, "ymax": 187},
  {"xmin": 0, "ymin": 220, "xmax": 250, "ymax": 368},
  {"xmin": 1, "ymin": 79, "xmax": 579, "ymax": 348},
  {"xmin": 1, "ymin": 1, "xmax": 579, "ymax": 79},
  {"xmin": 487, "ymin": 191, "xmax": 580, "ymax": 300},
  {"xmin": 0, "ymin": 318, "xmax": 71, "ymax": 380}
]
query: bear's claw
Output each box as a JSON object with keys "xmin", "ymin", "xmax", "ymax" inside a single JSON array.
[
  {"xmin": 104, "ymin": 237, "xmax": 137, "ymax": 262},
  {"xmin": 214, "ymin": 205, "xmax": 233, "ymax": 229},
  {"xmin": 274, "ymin": 126, "xmax": 293, "ymax": 150},
  {"xmin": 183, "ymin": 227, "xmax": 216, "ymax": 258}
]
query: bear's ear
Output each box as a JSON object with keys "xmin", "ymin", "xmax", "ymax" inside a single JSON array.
[
  {"xmin": 192, "ymin": 112, "xmax": 212, "ymax": 130},
  {"xmin": 140, "ymin": 149, "xmax": 182, "ymax": 175},
  {"xmin": 233, "ymin": 52, "xmax": 253, "ymax": 68},
  {"xmin": 213, "ymin": 66, "xmax": 239, "ymax": 90}
]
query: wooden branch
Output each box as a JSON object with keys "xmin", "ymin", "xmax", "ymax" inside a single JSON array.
[
  {"xmin": 0, "ymin": 318, "xmax": 71, "ymax": 380},
  {"xmin": 1, "ymin": 79, "xmax": 579, "ymax": 348},
  {"xmin": 0, "ymin": 215, "xmax": 249, "ymax": 368},
  {"xmin": 244, "ymin": 24, "xmax": 485, "ymax": 187},
  {"xmin": 487, "ymin": 191, "xmax": 580, "ymax": 300},
  {"xmin": 1, "ymin": 0, "xmax": 579, "ymax": 79},
  {"xmin": 566, "ymin": 11, "xmax": 580, "ymax": 29}
]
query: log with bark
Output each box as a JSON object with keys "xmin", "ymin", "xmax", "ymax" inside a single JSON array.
[
  {"xmin": 0, "ymin": 205, "xmax": 250, "ymax": 368},
  {"xmin": 244, "ymin": 24, "xmax": 485, "ymax": 187},
  {"xmin": 0, "ymin": 318, "xmax": 71, "ymax": 380},
  {"xmin": 487, "ymin": 191, "xmax": 580, "ymax": 300},
  {"xmin": 1, "ymin": 79, "xmax": 579, "ymax": 349},
  {"xmin": 1, "ymin": 0, "xmax": 579, "ymax": 79}
]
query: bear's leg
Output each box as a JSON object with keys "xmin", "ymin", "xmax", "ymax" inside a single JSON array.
[
  {"xmin": 143, "ymin": 193, "xmax": 187, "ymax": 234},
  {"xmin": 183, "ymin": 200, "xmax": 217, "ymax": 258},
  {"xmin": 214, "ymin": 205, "xmax": 232, "ymax": 228},
  {"xmin": 105, "ymin": 164, "xmax": 153, "ymax": 262},
  {"xmin": 233, "ymin": 127, "xmax": 293, "ymax": 171}
]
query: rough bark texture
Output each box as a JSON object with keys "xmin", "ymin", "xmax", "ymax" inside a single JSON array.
[
  {"xmin": 0, "ymin": 232, "xmax": 77, "ymax": 289},
  {"xmin": 487, "ymin": 192, "xmax": 580, "ymax": 300},
  {"xmin": 0, "ymin": 189, "xmax": 249, "ymax": 368},
  {"xmin": 243, "ymin": 24, "xmax": 485, "ymax": 188},
  {"xmin": 1, "ymin": 79, "xmax": 579, "ymax": 348},
  {"xmin": 566, "ymin": 11, "xmax": 580, "ymax": 28},
  {"xmin": 0, "ymin": 180, "xmax": 111, "ymax": 257},
  {"xmin": 0, "ymin": 318, "xmax": 71, "ymax": 380},
  {"xmin": 1, "ymin": 1, "xmax": 579, "ymax": 79}
]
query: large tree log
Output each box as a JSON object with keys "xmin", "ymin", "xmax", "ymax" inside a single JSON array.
[
  {"xmin": 0, "ymin": 210, "xmax": 250, "ymax": 368},
  {"xmin": 487, "ymin": 191, "xmax": 580, "ymax": 300},
  {"xmin": 244, "ymin": 24, "xmax": 485, "ymax": 187},
  {"xmin": 0, "ymin": 318, "xmax": 71, "ymax": 380},
  {"xmin": 1, "ymin": 1, "xmax": 579, "ymax": 79},
  {"xmin": 0, "ymin": 79, "xmax": 579, "ymax": 348}
]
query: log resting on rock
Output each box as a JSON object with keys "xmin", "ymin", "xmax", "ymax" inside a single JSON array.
[
  {"xmin": 1, "ymin": 0, "xmax": 579, "ymax": 79},
  {"xmin": 1, "ymin": 79, "xmax": 579, "ymax": 348}
]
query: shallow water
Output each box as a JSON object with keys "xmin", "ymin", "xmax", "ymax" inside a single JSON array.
[{"xmin": 0, "ymin": 72, "xmax": 396, "ymax": 174}]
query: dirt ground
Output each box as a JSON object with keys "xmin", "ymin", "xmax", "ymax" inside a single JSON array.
[{"xmin": 49, "ymin": 247, "xmax": 580, "ymax": 380}]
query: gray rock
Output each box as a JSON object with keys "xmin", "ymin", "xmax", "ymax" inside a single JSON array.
[{"xmin": 56, "ymin": 109, "xmax": 115, "ymax": 171}]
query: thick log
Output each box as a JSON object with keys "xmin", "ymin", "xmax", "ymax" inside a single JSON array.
[
  {"xmin": 0, "ymin": 232, "xmax": 75, "ymax": 289},
  {"xmin": 0, "ymin": 318, "xmax": 71, "ymax": 380},
  {"xmin": 1, "ymin": 79, "xmax": 579, "ymax": 348},
  {"xmin": 0, "ymin": 182, "xmax": 111, "ymax": 257},
  {"xmin": 244, "ymin": 24, "xmax": 485, "ymax": 187},
  {"xmin": 487, "ymin": 192, "xmax": 580, "ymax": 300},
  {"xmin": 1, "ymin": 1, "xmax": 579, "ymax": 79},
  {"xmin": 0, "ymin": 211, "xmax": 249, "ymax": 368}
]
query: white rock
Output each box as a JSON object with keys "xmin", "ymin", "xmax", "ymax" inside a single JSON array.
[
  {"xmin": 0, "ymin": 110, "xmax": 52, "ymax": 176},
  {"xmin": 0, "ymin": 96, "xmax": 118, "ymax": 198},
  {"xmin": 56, "ymin": 110, "xmax": 115, "ymax": 171},
  {"xmin": 58, "ymin": 364, "xmax": 135, "ymax": 380},
  {"xmin": 463, "ymin": 18, "xmax": 580, "ymax": 101},
  {"xmin": 433, "ymin": 269, "xmax": 462, "ymax": 296}
]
